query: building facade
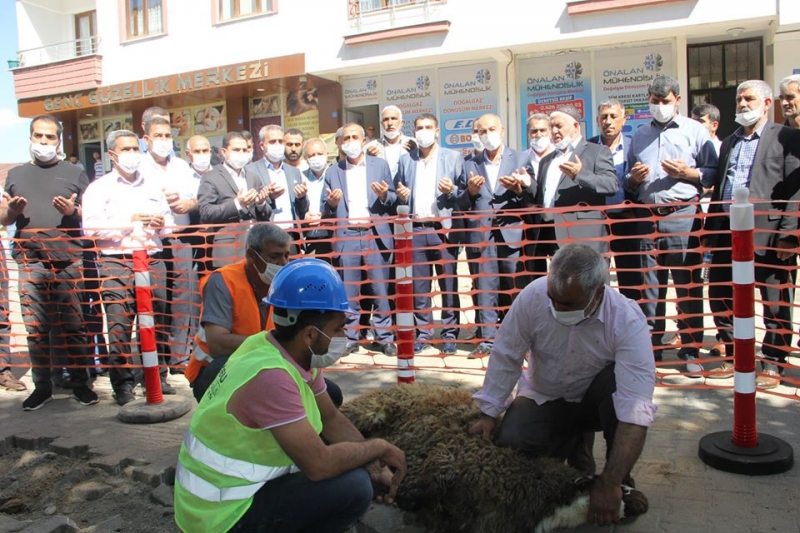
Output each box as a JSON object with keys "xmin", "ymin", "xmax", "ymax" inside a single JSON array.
[{"xmin": 10, "ymin": 0, "xmax": 800, "ymax": 168}]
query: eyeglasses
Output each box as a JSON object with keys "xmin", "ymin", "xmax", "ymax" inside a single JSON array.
[{"xmin": 32, "ymin": 132, "xmax": 59, "ymax": 141}]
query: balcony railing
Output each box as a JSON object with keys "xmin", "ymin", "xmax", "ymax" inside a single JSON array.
[
  {"xmin": 14, "ymin": 36, "xmax": 101, "ymax": 69},
  {"xmin": 348, "ymin": 0, "xmax": 443, "ymax": 19}
]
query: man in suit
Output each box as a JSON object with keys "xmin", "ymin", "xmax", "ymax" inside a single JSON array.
[
  {"xmin": 395, "ymin": 113, "xmax": 465, "ymax": 356},
  {"xmin": 245, "ymin": 125, "xmax": 309, "ymax": 253},
  {"xmin": 301, "ymin": 138, "xmax": 334, "ymax": 260},
  {"xmin": 198, "ymin": 131, "xmax": 271, "ymax": 269},
  {"xmin": 588, "ymin": 99, "xmax": 651, "ymax": 304},
  {"xmin": 456, "ymin": 113, "xmax": 533, "ymax": 359},
  {"xmin": 365, "ymin": 105, "xmax": 416, "ymax": 177},
  {"xmin": 705, "ymin": 79, "xmax": 800, "ymax": 388},
  {"xmin": 323, "ymin": 123, "xmax": 397, "ymax": 356}
]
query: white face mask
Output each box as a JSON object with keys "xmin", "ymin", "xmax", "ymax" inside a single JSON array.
[
  {"xmin": 310, "ymin": 327, "xmax": 349, "ymax": 368},
  {"xmin": 151, "ymin": 139, "xmax": 173, "ymax": 158},
  {"xmin": 471, "ymin": 133, "xmax": 485, "ymax": 152},
  {"xmin": 383, "ymin": 128, "xmax": 400, "ymax": 140},
  {"xmin": 226, "ymin": 150, "xmax": 250, "ymax": 170},
  {"xmin": 530, "ymin": 136, "xmax": 551, "ymax": 153},
  {"xmin": 267, "ymin": 143, "xmax": 285, "ymax": 162},
  {"xmin": 549, "ymin": 291, "xmax": 601, "ymax": 326},
  {"xmin": 415, "ymin": 129, "xmax": 436, "ymax": 148},
  {"xmin": 341, "ymin": 141, "xmax": 363, "ymax": 160},
  {"xmin": 307, "ymin": 155, "xmax": 327, "ymax": 173},
  {"xmin": 191, "ymin": 154, "xmax": 211, "ymax": 172},
  {"xmin": 649, "ymin": 103, "xmax": 676, "ymax": 123},
  {"xmin": 30, "ymin": 143, "xmax": 58, "ymax": 162},
  {"xmin": 254, "ymin": 251, "xmax": 282, "ymax": 285},
  {"xmin": 480, "ymin": 132, "xmax": 502, "ymax": 152},
  {"xmin": 735, "ymin": 106, "xmax": 763, "ymax": 127},
  {"xmin": 246, "ymin": 150, "xmax": 254, "ymax": 164},
  {"xmin": 554, "ymin": 136, "xmax": 573, "ymax": 151},
  {"xmin": 114, "ymin": 151, "xmax": 142, "ymax": 174}
]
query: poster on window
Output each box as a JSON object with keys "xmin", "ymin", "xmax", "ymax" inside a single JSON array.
[
  {"xmin": 193, "ymin": 102, "xmax": 227, "ymax": 135},
  {"xmin": 593, "ymin": 44, "xmax": 673, "ymax": 137},
  {"xmin": 518, "ymin": 53, "xmax": 592, "ymax": 149},
  {"xmin": 285, "ymin": 84, "xmax": 320, "ymax": 139},
  {"xmin": 380, "ymin": 69, "xmax": 437, "ymax": 137},
  {"xmin": 78, "ymin": 121, "xmax": 100, "ymax": 143},
  {"xmin": 169, "ymin": 108, "xmax": 193, "ymax": 137},
  {"xmin": 251, "ymin": 94, "xmax": 282, "ymax": 118},
  {"xmin": 343, "ymin": 76, "xmax": 379, "ymax": 108},
  {"xmin": 438, "ymin": 62, "xmax": 498, "ymax": 157}
]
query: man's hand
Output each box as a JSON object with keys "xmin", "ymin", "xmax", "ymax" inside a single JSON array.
[
  {"xmin": 293, "ymin": 182, "xmax": 308, "ymax": 199},
  {"xmin": 498, "ymin": 175, "xmax": 523, "ymax": 195},
  {"xmin": 326, "ymin": 188, "xmax": 343, "ymax": 208},
  {"xmin": 628, "ymin": 162, "xmax": 650, "ymax": 187},
  {"xmin": 268, "ymin": 182, "xmax": 286, "ymax": 200},
  {"xmin": 304, "ymin": 212, "xmax": 322, "ymax": 226},
  {"xmin": 131, "ymin": 213, "xmax": 164, "ymax": 227},
  {"xmin": 3, "ymin": 193, "xmax": 27, "ymax": 216},
  {"xmin": 366, "ymin": 143, "xmax": 380, "ymax": 157},
  {"xmin": 255, "ymin": 187, "xmax": 269, "ymax": 206},
  {"xmin": 366, "ymin": 461, "xmax": 396, "ymax": 504},
  {"xmin": 661, "ymin": 159, "xmax": 697, "ymax": 180},
  {"xmin": 237, "ymin": 188, "xmax": 259, "ymax": 208},
  {"xmin": 371, "ymin": 180, "xmax": 390, "ymax": 202},
  {"xmin": 467, "ymin": 171, "xmax": 485, "ymax": 197},
  {"xmin": 587, "ymin": 476, "xmax": 623, "ymax": 526},
  {"xmin": 402, "ymin": 138, "xmax": 417, "ymax": 152},
  {"xmin": 438, "ymin": 177, "xmax": 455, "ymax": 195},
  {"xmin": 377, "ymin": 441, "xmax": 407, "ymax": 503},
  {"xmin": 164, "ymin": 189, "xmax": 193, "ymax": 215},
  {"xmin": 559, "ymin": 155, "xmax": 582, "ymax": 180},
  {"xmin": 396, "ymin": 182, "xmax": 411, "ymax": 202},
  {"xmin": 776, "ymin": 238, "xmax": 797, "ymax": 262},
  {"xmin": 468, "ymin": 414, "xmax": 496, "ymax": 440},
  {"xmin": 52, "ymin": 193, "xmax": 77, "ymax": 216}
]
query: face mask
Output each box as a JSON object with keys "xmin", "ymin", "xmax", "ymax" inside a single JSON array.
[
  {"xmin": 310, "ymin": 327, "xmax": 349, "ymax": 368},
  {"xmin": 267, "ymin": 143, "xmax": 285, "ymax": 162},
  {"xmin": 226, "ymin": 151, "xmax": 250, "ymax": 170},
  {"xmin": 191, "ymin": 154, "xmax": 211, "ymax": 172},
  {"xmin": 307, "ymin": 155, "xmax": 327, "ymax": 173},
  {"xmin": 549, "ymin": 291, "xmax": 601, "ymax": 326},
  {"xmin": 554, "ymin": 136, "xmax": 573, "ymax": 151},
  {"xmin": 471, "ymin": 134, "xmax": 485, "ymax": 152},
  {"xmin": 480, "ymin": 132, "xmax": 502, "ymax": 152},
  {"xmin": 415, "ymin": 129, "xmax": 436, "ymax": 148},
  {"xmin": 341, "ymin": 141, "xmax": 363, "ymax": 160},
  {"xmin": 383, "ymin": 128, "xmax": 400, "ymax": 140},
  {"xmin": 530, "ymin": 136, "xmax": 551, "ymax": 153},
  {"xmin": 151, "ymin": 139, "xmax": 173, "ymax": 158},
  {"xmin": 30, "ymin": 143, "xmax": 58, "ymax": 162},
  {"xmin": 114, "ymin": 151, "xmax": 142, "ymax": 174},
  {"xmin": 649, "ymin": 103, "xmax": 675, "ymax": 123},
  {"xmin": 254, "ymin": 251, "xmax": 282, "ymax": 285},
  {"xmin": 246, "ymin": 150, "xmax": 254, "ymax": 164},
  {"xmin": 735, "ymin": 106, "xmax": 763, "ymax": 127}
]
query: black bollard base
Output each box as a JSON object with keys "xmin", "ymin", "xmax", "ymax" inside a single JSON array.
[
  {"xmin": 698, "ymin": 431, "xmax": 794, "ymax": 475},
  {"xmin": 118, "ymin": 396, "xmax": 193, "ymax": 424}
]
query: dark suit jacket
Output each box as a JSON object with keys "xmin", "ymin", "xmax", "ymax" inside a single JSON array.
[
  {"xmin": 587, "ymin": 134, "xmax": 637, "ymax": 206},
  {"xmin": 532, "ymin": 138, "xmax": 618, "ymax": 253},
  {"xmin": 394, "ymin": 146, "xmax": 466, "ymax": 242},
  {"xmin": 197, "ymin": 163, "xmax": 272, "ymax": 267},
  {"xmin": 244, "ymin": 158, "xmax": 309, "ymax": 228},
  {"xmin": 454, "ymin": 146, "xmax": 533, "ymax": 245},
  {"xmin": 705, "ymin": 123, "xmax": 800, "ymax": 252},
  {"xmin": 322, "ymin": 156, "xmax": 396, "ymax": 257}
]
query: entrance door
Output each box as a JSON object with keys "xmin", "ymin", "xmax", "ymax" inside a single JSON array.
[
  {"xmin": 74, "ymin": 11, "xmax": 97, "ymax": 57},
  {"xmin": 687, "ymin": 38, "xmax": 762, "ymax": 140}
]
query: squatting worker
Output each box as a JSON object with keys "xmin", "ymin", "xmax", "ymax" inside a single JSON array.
[
  {"xmin": 469, "ymin": 244, "xmax": 656, "ymax": 527},
  {"xmin": 175, "ymin": 258, "xmax": 406, "ymax": 533}
]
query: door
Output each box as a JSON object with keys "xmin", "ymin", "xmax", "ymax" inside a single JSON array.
[{"xmin": 74, "ymin": 11, "xmax": 96, "ymax": 57}]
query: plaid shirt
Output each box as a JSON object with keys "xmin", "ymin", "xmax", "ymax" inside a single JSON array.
[{"xmin": 721, "ymin": 123, "xmax": 766, "ymax": 212}]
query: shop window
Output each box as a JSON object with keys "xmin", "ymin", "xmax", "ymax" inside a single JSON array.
[
  {"xmin": 218, "ymin": 0, "xmax": 276, "ymax": 22},
  {"xmin": 349, "ymin": 0, "xmax": 444, "ymax": 19},
  {"xmin": 125, "ymin": 0, "xmax": 165, "ymax": 39}
]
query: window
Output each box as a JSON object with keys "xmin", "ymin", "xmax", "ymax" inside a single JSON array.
[
  {"xmin": 74, "ymin": 11, "xmax": 97, "ymax": 56},
  {"xmin": 349, "ymin": 0, "xmax": 442, "ymax": 19},
  {"xmin": 218, "ymin": 0, "xmax": 275, "ymax": 21},
  {"xmin": 127, "ymin": 0, "xmax": 164, "ymax": 38}
]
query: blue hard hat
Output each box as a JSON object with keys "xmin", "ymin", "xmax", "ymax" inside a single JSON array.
[{"xmin": 265, "ymin": 258, "xmax": 354, "ymax": 325}]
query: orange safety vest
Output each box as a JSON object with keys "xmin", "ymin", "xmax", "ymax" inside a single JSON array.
[{"xmin": 185, "ymin": 261, "xmax": 273, "ymax": 384}]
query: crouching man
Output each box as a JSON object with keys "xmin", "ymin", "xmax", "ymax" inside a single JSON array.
[
  {"xmin": 469, "ymin": 244, "xmax": 656, "ymax": 526},
  {"xmin": 175, "ymin": 258, "xmax": 406, "ymax": 533}
]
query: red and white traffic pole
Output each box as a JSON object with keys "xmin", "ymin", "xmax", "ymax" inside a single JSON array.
[
  {"xmin": 394, "ymin": 205, "xmax": 415, "ymax": 384},
  {"xmin": 132, "ymin": 221, "xmax": 163, "ymax": 404}
]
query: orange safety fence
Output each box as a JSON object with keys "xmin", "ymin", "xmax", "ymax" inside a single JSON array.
[{"xmin": 0, "ymin": 199, "xmax": 798, "ymax": 399}]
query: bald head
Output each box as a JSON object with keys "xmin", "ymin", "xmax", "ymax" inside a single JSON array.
[{"xmin": 186, "ymin": 135, "xmax": 212, "ymax": 173}]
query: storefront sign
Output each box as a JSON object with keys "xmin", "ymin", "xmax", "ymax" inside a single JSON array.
[
  {"xmin": 343, "ymin": 76, "xmax": 379, "ymax": 107},
  {"xmin": 438, "ymin": 62, "xmax": 498, "ymax": 156},
  {"xmin": 38, "ymin": 54, "xmax": 304, "ymax": 113},
  {"xmin": 380, "ymin": 69, "xmax": 437, "ymax": 137},
  {"xmin": 518, "ymin": 53, "xmax": 592, "ymax": 149},
  {"xmin": 593, "ymin": 44, "xmax": 673, "ymax": 136}
]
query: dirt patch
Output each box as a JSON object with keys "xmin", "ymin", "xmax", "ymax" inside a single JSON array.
[{"xmin": 0, "ymin": 448, "xmax": 178, "ymax": 532}]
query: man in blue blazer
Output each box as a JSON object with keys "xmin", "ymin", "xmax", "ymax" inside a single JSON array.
[
  {"xmin": 455, "ymin": 113, "xmax": 534, "ymax": 359},
  {"xmin": 323, "ymin": 123, "xmax": 397, "ymax": 355},
  {"xmin": 395, "ymin": 113, "xmax": 465, "ymax": 356}
]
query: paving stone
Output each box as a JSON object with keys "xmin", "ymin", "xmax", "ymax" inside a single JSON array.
[
  {"xmin": 69, "ymin": 482, "xmax": 112, "ymax": 502},
  {"xmin": 18, "ymin": 516, "xmax": 78, "ymax": 533},
  {"xmin": 148, "ymin": 484, "xmax": 173, "ymax": 508}
]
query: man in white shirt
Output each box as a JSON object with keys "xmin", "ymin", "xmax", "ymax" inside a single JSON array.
[
  {"xmin": 301, "ymin": 138, "xmax": 333, "ymax": 260},
  {"xmin": 526, "ymin": 113, "xmax": 554, "ymax": 168},
  {"xmin": 185, "ymin": 135, "xmax": 214, "ymax": 274},
  {"xmin": 82, "ymin": 129, "xmax": 175, "ymax": 406},
  {"xmin": 365, "ymin": 105, "xmax": 416, "ymax": 178}
]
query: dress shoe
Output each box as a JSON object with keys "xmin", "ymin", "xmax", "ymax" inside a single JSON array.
[
  {"xmin": 114, "ymin": 385, "xmax": 136, "ymax": 406},
  {"xmin": 440, "ymin": 342, "xmax": 457, "ymax": 355},
  {"xmin": 345, "ymin": 342, "xmax": 360, "ymax": 355},
  {"xmin": 160, "ymin": 379, "xmax": 177, "ymax": 395},
  {"xmin": 707, "ymin": 361, "xmax": 734, "ymax": 379},
  {"xmin": 756, "ymin": 366, "xmax": 781, "ymax": 390},
  {"xmin": 382, "ymin": 344, "xmax": 397, "ymax": 357}
]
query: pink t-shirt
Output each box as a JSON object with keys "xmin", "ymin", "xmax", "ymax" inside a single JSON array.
[{"xmin": 227, "ymin": 333, "xmax": 327, "ymax": 430}]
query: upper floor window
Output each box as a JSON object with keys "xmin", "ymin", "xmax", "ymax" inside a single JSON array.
[
  {"xmin": 349, "ymin": 0, "xmax": 442, "ymax": 18},
  {"xmin": 219, "ymin": 0, "xmax": 276, "ymax": 21},
  {"xmin": 127, "ymin": 0, "xmax": 165, "ymax": 39}
]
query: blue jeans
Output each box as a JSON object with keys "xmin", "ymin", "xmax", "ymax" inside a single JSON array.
[{"xmin": 230, "ymin": 468, "xmax": 373, "ymax": 533}]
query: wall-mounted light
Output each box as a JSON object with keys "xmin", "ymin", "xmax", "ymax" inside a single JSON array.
[{"xmin": 727, "ymin": 27, "xmax": 745, "ymax": 37}]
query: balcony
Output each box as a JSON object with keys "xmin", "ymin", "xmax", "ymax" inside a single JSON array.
[
  {"xmin": 11, "ymin": 36, "xmax": 103, "ymax": 101},
  {"xmin": 348, "ymin": 0, "xmax": 446, "ymax": 28}
]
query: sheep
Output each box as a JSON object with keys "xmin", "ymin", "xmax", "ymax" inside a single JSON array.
[{"xmin": 341, "ymin": 383, "xmax": 639, "ymax": 533}]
